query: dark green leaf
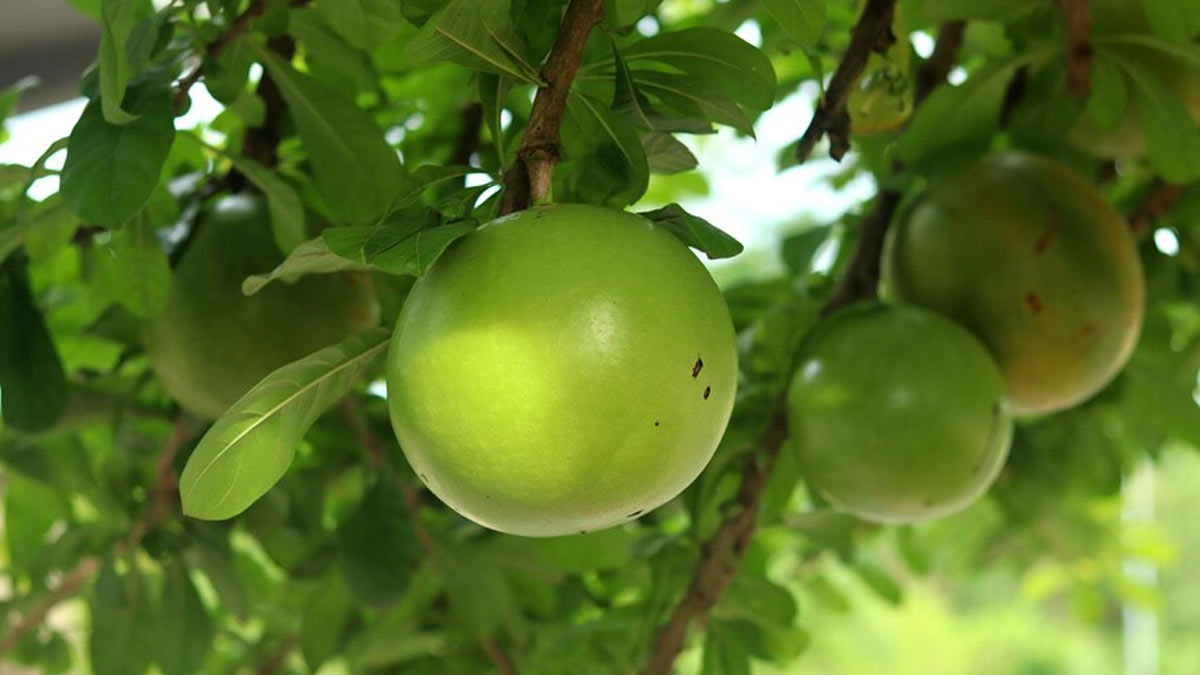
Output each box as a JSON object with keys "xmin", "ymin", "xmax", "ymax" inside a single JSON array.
[
  {"xmin": 639, "ymin": 203, "xmax": 743, "ymax": 259},
  {"xmin": 762, "ymin": 0, "xmax": 827, "ymax": 47},
  {"xmin": 1084, "ymin": 52, "xmax": 1128, "ymax": 129},
  {"xmin": 640, "ymin": 131, "xmax": 698, "ymax": 174},
  {"xmin": 300, "ymin": 575, "xmax": 354, "ymax": 670},
  {"xmin": 98, "ymin": 0, "xmax": 144, "ymax": 124},
  {"xmin": 229, "ymin": 155, "xmax": 307, "ymax": 253},
  {"xmin": 913, "ymin": 0, "xmax": 1043, "ymax": 23},
  {"xmin": 622, "ymin": 27, "xmax": 776, "ymax": 111},
  {"xmin": 242, "ymin": 237, "xmax": 369, "ymax": 295},
  {"xmin": 1142, "ymin": 0, "xmax": 1200, "ymax": 43},
  {"xmin": 155, "ymin": 562, "xmax": 215, "ymax": 675},
  {"xmin": 90, "ymin": 558, "xmax": 154, "ymax": 675},
  {"xmin": 338, "ymin": 478, "xmax": 421, "ymax": 606},
  {"xmin": 111, "ymin": 210, "xmax": 170, "ymax": 317},
  {"xmin": 60, "ymin": 89, "xmax": 174, "ymax": 227},
  {"xmin": 0, "ymin": 262, "xmax": 67, "ymax": 432},
  {"xmin": 178, "ymin": 328, "xmax": 391, "ymax": 520},
  {"xmin": 1116, "ymin": 54, "xmax": 1200, "ymax": 182},
  {"xmin": 405, "ymin": 0, "xmax": 541, "ymax": 83},
  {"xmin": 316, "ymin": 0, "xmax": 405, "ymax": 50},
  {"xmin": 898, "ymin": 60, "xmax": 1021, "ymax": 166},
  {"xmin": 250, "ymin": 40, "xmax": 404, "ymax": 225},
  {"xmin": 559, "ymin": 91, "xmax": 649, "ymax": 206}
]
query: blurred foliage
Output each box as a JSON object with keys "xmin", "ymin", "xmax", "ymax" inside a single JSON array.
[{"xmin": 0, "ymin": 0, "xmax": 1199, "ymax": 673}]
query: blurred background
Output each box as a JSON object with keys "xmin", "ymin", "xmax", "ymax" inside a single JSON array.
[{"xmin": 2, "ymin": 1, "xmax": 1199, "ymax": 674}]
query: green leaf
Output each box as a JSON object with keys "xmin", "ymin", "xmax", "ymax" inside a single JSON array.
[
  {"xmin": 519, "ymin": 528, "xmax": 638, "ymax": 573},
  {"xmin": 202, "ymin": 38, "xmax": 253, "ymax": 104},
  {"xmin": 111, "ymin": 210, "xmax": 170, "ymax": 317},
  {"xmin": 762, "ymin": 0, "xmax": 827, "ymax": 47},
  {"xmin": 242, "ymin": 236, "xmax": 371, "ymax": 295},
  {"xmin": 611, "ymin": 37, "xmax": 659, "ymax": 129},
  {"xmin": 60, "ymin": 89, "xmax": 175, "ymax": 227},
  {"xmin": 155, "ymin": 562, "xmax": 215, "ymax": 675},
  {"xmin": 24, "ymin": 198, "xmax": 80, "ymax": 262},
  {"xmin": 338, "ymin": 478, "xmax": 421, "ymax": 606},
  {"xmin": 0, "ymin": 222, "xmax": 31, "ymax": 267},
  {"xmin": 632, "ymin": 70, "xmax": 754, "ymax": 135},
  {"xmin": 639, "ymin": 203, "xmax": 743, "ymax": 259},
  {"xmin": 1116, "ymin": 54, "xmax": 1200, "ymax": 182},
  {"xmin": 98, "ymin": 0, "xmax": 143, "ymax": 124},
  {"xmin": 300, "ymin": 575, "xmax": 353, "ymax": 671},
  {"xmin": 249, "ymin": 40, "xmax": 404, "ymax": 225},
  {"xmin": 0, "ymin": 77, "xmax": 36, "ymax": 136},
  {"xmin": 89, "ymin": 558, "xmax": 154, "ymax": 675},
  {"xmin": 316, "ymin": 0, "xmax": 405, "ymax": 50},
  {"xmin": 898, "ymin": 60, "xmax": 1021, "ymax": 166},
  {"xmin": 405, "ymin": 0, "xmax": 541, "ymax": 83},
  {"xmin": 1142, "ymin": 0, "xmax": 1200, "ymax": 43},
  {"xmin": 478, "ymin": 74, "xmax": 511, "ymax": 166},
  {"xmin": 229, "ymin": 155, "xmax": 307, "ymax": 253},
  {"xmin": 640, "ymin": 131, "xmax": 698, "ymax": 174},
  {"xmin": 702, "ymin": 619, "xmax": 753, "ymax": 675},
  {"xmin": 780, "ymin": 227, "xmax": 830, "ymax": 275},
  {"xmin": 395, "ymin": 164, "xmax": 493, "ymax": 208},
  {"xmin": 0, "ymin": 262, "xmax": 68, "ymax": 432},
  {"xmin": 559, "ymin": 91, "xmax": 650, "ymax": 206},
  {"xmin": 622, "ymin": 27, "xmax": 777, "ymax": 111},
  {"xmin": 4, "ymin": 473, "xmax": 66, "ymax": 574},
  {"xmin": 913, "ymin": 0, "xmax": 1042, "ymax": 23},
  {"xmin": 178, "ymin": 327, "xmax": 391, "ymax": 520},
  {"xmin": 1085, "ymin": 52, "xmax": 1129, "ymax": 129},
  {"xmin": 289, "ymin": 9, "xmax": 377, "ymax": 94}
]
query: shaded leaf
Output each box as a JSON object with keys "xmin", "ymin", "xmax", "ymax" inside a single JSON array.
[
  {"xmin": 316, "ymin": 0, "xmax": 405, "ymax": 50},
  {"xmin": 243, "ymin": 236, "xmax": 370, "ymax": 295},
  {"xmin": 156, "ymin": 562, "xmax": 214, "ymax": 675},
  {"xmin": 0, "ymin": 262, "xmax": 67, "ymax": 432},
  {"xmin": 639, "ymin": 203, "xmax": 743, "ymax": 259},
  {"xmin": 640, "ymin": 131, "xmax": 698, "ymax": 174},
  {"xmin": 98, "ymin": 0, "xmax": 142, "ymax": 124},
  {"xmin": 405, "ymin": 0, "xmax": 541, "ymax": 83},
  {"xmin": 622, "ymin": 27, "xmax": 776, "ymax": 111},
  {"xmin": 229, "ymin": 155, "xmax": 307, "ymax": 253},
  {"xmin": 111, "ymin": 210, "xmax": 170, "ymax": 317},
  {"xmin": 90, "ymin": 558, "xmax": 154, "ymax": 675},
  {"xmin": 338, "ymin": 478, "xmax": 421, "ymax": 606},
  {"xmin": 762, "ymin": 0, "xmax": 827, "ymax": 47}
]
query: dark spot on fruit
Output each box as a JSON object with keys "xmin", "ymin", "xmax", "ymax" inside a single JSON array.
[
  {"xmin": 654, "ymin": 421, "xmax": 660, "ymax": 427},
  {"xmin": 579, "ymin": 530, "xmax": 587, "ymax": 535},
  {"xmin": 1024, "ymin": 291, "xmax": 1044, "ymax": 315},
  {"xmin": 923, "ymin": 498, "xmax": 934, "ymax": 508},
  {"xmin": 692, "ymin": 357, "xmax": 704, "ymax": 378},
  {"xmin": 1034, "ymin": 214, "xmax": 1060, "ymax": 255},
  {"xmin": 418, "ymin": 472, "xmax": 427, "ymax": 481},
  {"xmin": 627, "ymin": 509, "xmax": 644, "ymax": 518},
  {"xmin": 703, "ymin": 386, "xmax": 711, "ymax": 400}
]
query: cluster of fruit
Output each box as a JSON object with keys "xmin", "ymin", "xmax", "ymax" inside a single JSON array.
[{"xmin": 140, "ymin": 152, "xmax": 1143, "ymax": 538}]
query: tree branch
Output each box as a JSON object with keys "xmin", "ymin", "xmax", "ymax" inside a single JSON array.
[
  {"xmin": 1130, "ymin": 181, "xmax": 1185, "ymax": 237},
  {"xmin": 638, "ymin": 23, "xmax": 966, "ymax": 675},
  {"xmin": 498, "ymin": 0, "xmax": 605, "ymax": 215},
  {"xmin": 173, "ymin": 0, "xmax": 274, "ymax": 113},
  {"xmin": 0, "ymin": 414, "xmax": 189, "ymax": 658},
  {"xmin": 794, "ymin": 0, "xmax": 899, "ymax": 163},
  {"xmin": 239, "ymin": 36, "xmax": 296, "ymax": 170},
  {"xmin": 1061, "ymin": 0, "xmax": 1093, "ymax": 99}
]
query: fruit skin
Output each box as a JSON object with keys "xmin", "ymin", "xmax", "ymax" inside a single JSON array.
[
  {"xmin": 386, "ymin": 203, "xmax": 737, "ymax": 537},
  {"xmin": 143, "ymin": 194, "xmax": 378, "ymax": 419},
  {"xmin": 787, "ymin": 303, "xmax": 1013, "ymax": 524},
  {"xmin": 883, "ymin": 152, "xmax": 1144, "ymax": 415}
]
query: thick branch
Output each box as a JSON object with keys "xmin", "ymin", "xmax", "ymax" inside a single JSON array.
[
  {"xmin": 639, "ymin": 24, "xmax": 966, "ymax": 675},
  {"xmin": 0, "ymin": 415, "xmax": 188, "ymax": 658},
  {"xmin": 1130, "ymin": 181, "xmax": 1185, "ymax": 237},
  {"xmin": 498, "ymin": 0, "xmax": 605, "ymax": 215},
  {"xmin": 240, "ymin": 37, "xmax": 296, "ymax": 169},
  {"xmin": 1061, "ymin": 0, "xmax": 1093, "ymax": 99},
  {"xmin": 173, "ymin": 0, "xmax": 273, "ymax": 113},
  {"xmin": 794, "ymin": 0, "xmax": 898, "ymax": 163}
]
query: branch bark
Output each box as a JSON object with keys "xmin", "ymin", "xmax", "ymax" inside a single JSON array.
[
  {"xmin": 794, "ymin": 0, "xmax": 899, "ymax": 163},
  {"xmin": 498, "ymin": 0, "xmax": 606, "ymax": 215},
  {"xmin": 638, "ymin": 23, "xmax": 967, "ymax": 675},
  {"xmin": 1061, "ymin": 0, "xmax": 1093, "ymax": 99},
  {"xmin": 173, "ymin": 0, "xmax": 277, "ymax": 113},
  {"xmin": 0, "ymin": 414, "xmax": 189, "ymax": 658}
]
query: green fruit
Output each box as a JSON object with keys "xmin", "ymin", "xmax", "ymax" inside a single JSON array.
[
  {"xmin": 143, "ymin": 195, "xmax": 378, "ymax": 419},
  {"xmin": 386, "ymin": 204, "xmax": 737, "ymax": 537},
  {"xmin": 883, "ymin": 153, "xmax": 1144, "ymax": 415},
  {"xmin": 787, "ymin": 303, "xmax": 1013, "ymax": 524}
]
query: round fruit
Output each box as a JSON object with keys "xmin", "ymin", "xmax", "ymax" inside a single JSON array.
[
  {"xmin": 883, "ymin": 152, "xmax": 1144, "ymax": 415},
  {"xmin": 143, "ymin": 194, "xmax": 378, "ymax": 419},
  {"xmin": 385, "ymin": 204, "xmax": 737, "ymax": 537},
  {"xmin": 787, "ymin": 303, "xmax": 1013, "ymax": 524}
]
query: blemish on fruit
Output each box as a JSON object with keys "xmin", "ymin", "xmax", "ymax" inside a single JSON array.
[
  {"xmin": 627, "ymin": 509, "xmax": 643, "ymax": 518},
  {"xmin": 703, "ymin": 386, "xmax": 711, "ymax": 400},
  {"xmin": 692, "ymin": 357, "xmax": 704, "ymax": 378},
  {"xmin": 1024, "ymin": 291, "xmax": 1044, "ymax": 315},
  {"xmin": 1034, "ymin": 214, "xmax": 1060, "ymax": 255},
  {"xmin": 653, "ymin": 421, "xmax": 660, "ymax": 427}
]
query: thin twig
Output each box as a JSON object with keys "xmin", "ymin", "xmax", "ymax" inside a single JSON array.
[
  {"xmin": 1130, "ymin": 181, "xmax": 1185, "ymax": 237},
  {"xmin": 0, "ymin": 414, "xmax": 189, "ymax": 658},
  {"xmin": 794, "ymin": 0, "xmax": 899, "ymax": 163},
  {"xmin": 498, "ymin": 0, "xmax": 606, "ymax": 215},
  {"xmin": 1061, "ymin": 0, "xmax": 1093, "ymax": 98},
  {"xmin": 173, "ymin": 0, "xmax": 273, "ymax": 113},
  {"xmin": 638, "ymin": 23, "xmax": 967, "ymax": 675}
]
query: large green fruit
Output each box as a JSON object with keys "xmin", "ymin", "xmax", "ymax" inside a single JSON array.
[
  {"xmin": 883, "ymin": 153, "xmax": 1144, "ymax": 415},
  {"xmin": 386, "ymin": 204, "xmax": 737, "ymax": 537},
  {"xmin": 787, "ymin": 303, "xmax": 1013, "ymax": 524},
  {"xmin": 143, "ymin": 195, "xmax": 378, "ymax": 419}
]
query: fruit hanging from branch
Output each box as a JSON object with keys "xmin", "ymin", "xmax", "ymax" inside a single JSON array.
[
  {"xmin": 882, "ymin": 152, "xmax": 1144, "ymax": 415},
  {"xmin": 385, "ymin": 203, "xmax": 738, "ymax": 536},
  {"xmin": 787, "ymin": 303, "xmax": 1013, "ymax": 524}
]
